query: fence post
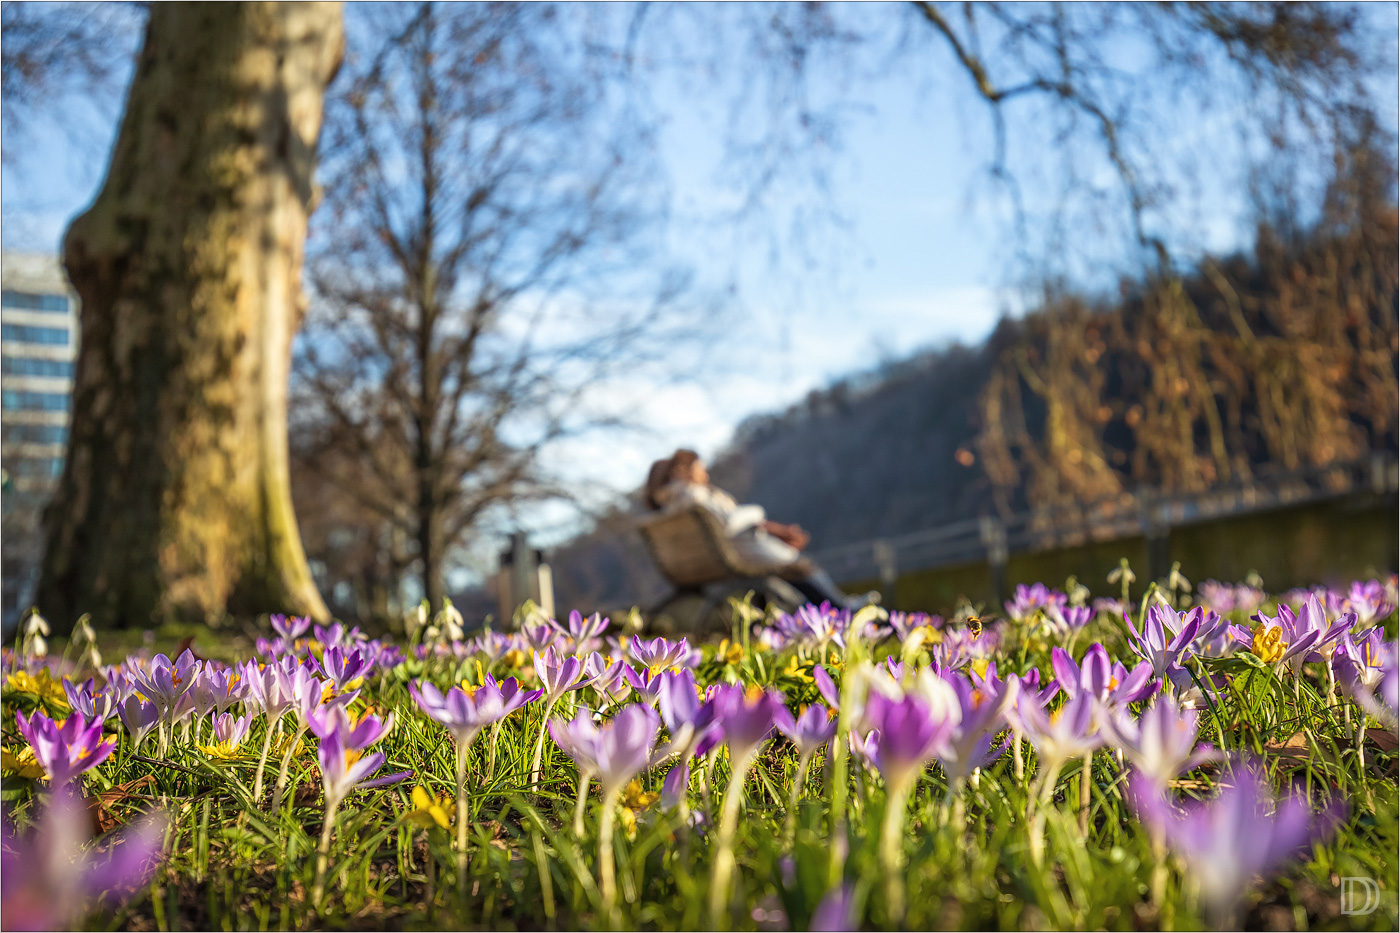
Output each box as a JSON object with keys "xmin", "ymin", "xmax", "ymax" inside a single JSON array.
[
  {"xmin": 980, "ymin": 516, "xmax": 1008, "ymax": 607},
  {"xmin": 1140, "ymin": 492, "xmax": 1171, "ymax": 585},
  {"xmin": 497, "ymin": 532, "xmax": 555, "ymax": 625},
  {"xmin": 873, "ymin": 540, "xmax": 897, "ymax": 608}
]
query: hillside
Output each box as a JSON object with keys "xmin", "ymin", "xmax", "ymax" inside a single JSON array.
[{"xmin": 542, "ymin": 175, "xmax": 1399, "ymax": 612}]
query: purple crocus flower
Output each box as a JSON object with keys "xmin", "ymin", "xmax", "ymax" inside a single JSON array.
[
  {"xmin": 858, "ymin": 690, "xmax": 957, "ymax": 793},
  {"xmin": 15, "ymin": 711, "xmax": 115, "ymax": 788},
  {"xmin": 660, "ymin": 756, "xmax": 692, "ymax": 810},
  {"xmin": 63, "ymin": 679, "xmax": 115, "ymax": 725},
  {"xmin": 813, "ymin": 665, "xmax": 841, "ymax": 709},
  {"xmin": 519, "ymin": 622, "xmax": 559, "ymax": 654},
  {"xmin": 855, "ymin": 688, "xmax": 960, "ymax": 922},
  {"xmin": 241, "ymin": 657, "xmax": 295, "ymax": 725},
  {"xmin": 320, "ymin": 646, "xmax": 371, "ymax": 692},
  {"xmin": 776, "ymin": 703, "xmax": 838, "ymax": 759},
  {"xmin": 369, "ymin": 641, "xmax": 405, "ymax": 671},
  {"xmin": 272, "ymin": 613, "xmax": 313, "ymax": 643},
  {"xmin": 283, "ymin": 666, "xmax": 355, "ymax": 733},
  {"xmin": 484, "ymin": 674, "xmax": 543, "ymax": 712},
  {"xmin": 929, "ymin": 624, "xmax": 1002, "ymax": 673},
  {"xmin": 98, "ymin": 665, "xmax": 138, "ymax": 706},
  {"xmin": 1043, "ymin": 604, "xmax": 1093, "ymax": 638},
  {"xmin": 533, "ymin": 646, "xmax": 589, "ymax": 705},
  {"xmin": 630, "ymin": 635, "xmax": 698, "ymax": 673},
  {"xmin": 657, "ymin": 669, "xmax": 723, "ymax": 764},
  {"xmin": 883, "ymin": 657, "xmax": 906, "ymax": 683},
  {"xmin": 1092, "ymin": 596, "xmax": 1126, "ymax": 617},
  {"xmin": 116, "ymin": 695, "xmax": 160, "ymax": 750},
  {"xmin": 888, "ymin": 611, "xmax": 943, "ymax": 644},
  {"xmin": 1339, "ymin": 636, "xmax": 1398, "ymax": 730},
  {"xmin": 309, "ymin": 705, "xmax": 399, "ymax": 806},
  {"xmin": 1, "ymin": 788, "xmax": 168, "ymax": 931},
  {"xmin": 259, "ymin": 614, "xmax": 313, "ymax": 657},
  {"xmin": 938, "ymin": 671, "xmax": 1014, "ymax": 785},
  {"xmin": 972, "ymin": 661, "xmax": 1058, "ymax": 708},
  {"xmin": 1197, "ymin": 580, "xmax": 1265, "ymax": 616},
  {"xmin": 793, "ymin": 602, "xmax": 851, "ymax": 651},
  {"xmin": 808, "ymin": 883, "xmax": 857, "ymax": 932},
  {"xmin": 212, "ymin": 710, "xmax": 254, "ymax": 746},
  {"xmin": 1271, "ymin": 594, "xmax": 1354, "ymax": 664},
  {"xmin": 314, "ymin": 621, "xmax": 364, "ymax": 650},
  {"xmin": 1005, "ymin": 583, "xmax": 1067, "ymax": 622},
  {"xmin": 1050, "ymin": 644, "xmax": 1156, "ymax": 710},
  {"xmin": 551, "ymin": 610, "xmax": 610, "ymax": 654},
  {"xmin": 711, "ymin": 684, "xmax": 788, "ymax": 761},
  {"xmin": 188, "ymin": 664, "xmax": 248, "ymax": 720},
  {"xmin": 133, "ymin": 650, "xmax": 200, "ymax": 716},
  {"xmin": 1101, "ymin": 693, "xmax": 1217, "ymax": 789},
  {"xmin": 528, "ymin": 648, "xmax": 591, "ymax": 785},
  {"xmin": 1127, "ymin": 763, "xmax": 1343, "ymax": 922},
  {"xmin": 1122, "ymin": 606, "xmax": 1202, "ymax": 680},
  {"xmin": 622, "ymin": 665, "xmax": 671, "ymax": 706},
  {"xmin": 473, "ymin": 630, "xmax": 518, "ymax": 663},
  {"xmin": 1343, "ymin": 579, "xmax": 1395, "ymax": 626},
  {"xmin": 410, "ymin": 678, "xmax": 537, "ymax": 749},
  {"xmin": 658, "ymin": 668, "xmax": 703, "ymax": 733},
  {"xmin": 1334, "ymin": 627, "xmax": 1389, "ymax": 691},
  {"xmin": 584, "ymin": 652, "xmax": 634, "ymax": 710},
  {"xmin": 1010, "ymin": 690, "xmax": 1104, "ymax": 771},
  {"xmin": 550, "ymin": 703, "xmax": 664, "ymax": 798}
]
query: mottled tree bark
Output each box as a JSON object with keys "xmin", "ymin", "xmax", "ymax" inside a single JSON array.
[{"xmin": 38, "ymin": 2, "xmax": 343, "ymax": 630}]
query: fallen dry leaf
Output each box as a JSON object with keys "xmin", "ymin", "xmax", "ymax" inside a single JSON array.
[
  {"xmin": 85, "ymin": 774, "xmax": 157, "ymax": 833},
  {"xmin": 1263, "ymin": 732, "xmax": 1312, "ymax": 760},
  {"xmin": 1366, "ymin": 728, "xmax": 1398, "ymax": 752}
]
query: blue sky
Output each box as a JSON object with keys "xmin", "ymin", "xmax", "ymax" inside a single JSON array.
[{"xmin": 4, "ymin": 2, "xmax": 1396, "ymax": 560}]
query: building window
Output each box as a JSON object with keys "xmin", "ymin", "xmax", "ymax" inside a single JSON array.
[
  {"xmin": 1, "ymin": 356, "xmax": 74, "ymax": 378},
  {"xmin": 1, "ymin": 323, "xmax": 69, "ymax": 346},
  {"xmin": 3, "ymin": 424, "xmax": 68, "ymax": 445},
  {"xmin": 1, "ymin": 290, "xmax": 69, "ymax": 314},
  {"xmin": 11, "ymin": 457, "xmax": 63, "ymax": 478},
  {"xmin": 1, "ymin": 390, "xmax": 68, "ymax": 412}
]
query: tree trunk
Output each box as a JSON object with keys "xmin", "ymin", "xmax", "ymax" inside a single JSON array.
[
  {"xmin": 418, "ymin": 499, "xmax": 444, "ymax": 613},
  {"xmin": 38, "ymin": 2, "xmax": 343, "ymax": 630}
]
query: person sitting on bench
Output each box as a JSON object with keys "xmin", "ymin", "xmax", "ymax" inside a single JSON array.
[{"xmin": 643, "ymin": 448, "xmax": 860, "ymax": 609}]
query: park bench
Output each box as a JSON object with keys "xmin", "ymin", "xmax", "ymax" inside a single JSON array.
[{"xmin": 636, "ymin": 506, "xmax": 808, "ymax": 634}]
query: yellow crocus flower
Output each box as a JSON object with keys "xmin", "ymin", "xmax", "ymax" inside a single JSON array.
[
  {"xmin": 404, "ymin": 786, "xmax": 454, "ymax": 830},
  {"xmin": 1, "ymin": 746, "xmax": 46, "ymax": 780},
  {"xmin": 1251, "ymin": 624, "xmax": 1285, "ymax": 665}
]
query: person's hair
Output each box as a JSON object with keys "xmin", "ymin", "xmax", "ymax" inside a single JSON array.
[{"xmin": 643, "ymin": 448, "xmax": 701, "ymax": 510}]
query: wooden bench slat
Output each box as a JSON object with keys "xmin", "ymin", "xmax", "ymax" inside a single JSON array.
[{"xmin": 637, "ymin": 507, "xmax": 789, "ymax": 589}]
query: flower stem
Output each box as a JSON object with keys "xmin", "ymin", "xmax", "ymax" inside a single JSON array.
[
  {"xmin": 486, "ymin": 720, "xmax": 504, "ymax": 782},
  {"xmin": 1028, "ymin": 757, "xmax": 1062, "ymax": 869},
  {"xmin": 1078, "ymin": 751, "xmax": 1093, "ymax": 836},
  {"xmin": 455, "ymin": 744, "xmax": 469, "ymax": 906},
  {"xmin": 530, "ymin": 697, "xmax": 560, "ymax": 788},
  {"xmin": 709, "ymin": 749, "xmax": 758, "ymax": 928},
  {"xmin": 311, "ymin": 798, "xmax": 339, "ymax": 911},
  {"xmin": 573, "ymin": 770, "xmax": 592, "ymax": 838},
  {"xmin": 252, "ymin": 723, "xmax": 276, "ymax": 801},
  {"xmin": 599, "ymin": 788, "xmax": 621, "ymax": 927},
  {"xmin": 783, "ymin": 751, "xmax": 813, "ymax": 849},
  {"xmin": 880, "ymin": 779, "xmax": 913, "ymax": 924}
]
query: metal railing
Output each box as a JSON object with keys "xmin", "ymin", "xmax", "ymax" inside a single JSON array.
[{"xmin": 808, "ymin": 452, "xmax": 1399, "ymax": 586}]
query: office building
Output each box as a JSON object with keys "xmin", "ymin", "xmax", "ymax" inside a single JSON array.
[{"xmin": 2, "ymin": 252, "xmax": 79, "ymax": 627}]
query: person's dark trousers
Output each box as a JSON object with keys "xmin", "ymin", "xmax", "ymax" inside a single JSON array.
[{"xmin": 787, "ymin": 565, "xmax": 849, "ymax": 608}]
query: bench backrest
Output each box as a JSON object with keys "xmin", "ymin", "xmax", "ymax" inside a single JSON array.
[{"xmin": 637, "ymin": 507, "xmax": 763, "ymax": 588}]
